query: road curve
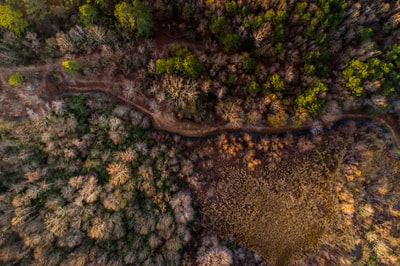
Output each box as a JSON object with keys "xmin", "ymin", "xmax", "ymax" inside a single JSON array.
[
  {"xmin": 60, "ymin": 81, "xmax": 400, "ymax": 154},
  {"xmin": 2, "ymin": 77, "xmax": 400, "ymax": 156}
]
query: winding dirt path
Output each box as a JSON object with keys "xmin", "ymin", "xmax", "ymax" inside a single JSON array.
[
  {"xmin": 1, "ymin": 61, "xmax": 400, "ymax": 154},
  {"xmin": 0, "ymin": 45, "xmax": 399, "ymax": 153},
  {"xmin": 56, "ymin": 78, "xmax": 400, "ymax": 154}
]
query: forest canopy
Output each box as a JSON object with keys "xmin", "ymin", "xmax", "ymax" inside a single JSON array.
[{"xmin": 1, "ymin": 0, "xmax": 400, "ymax": 265}]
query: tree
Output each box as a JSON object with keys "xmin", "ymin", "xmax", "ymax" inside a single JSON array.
[
  {"xmin": 156, "ymin": 46, "xmax": 204, "ymax": 79},
  {"xmin": 114, "ymin": 0, "xmax": 153, "ymax": 37},
  {"xmin": 23, "ymin": 0, "xmax": 47, "ymax": 21},
  {"xmin": 114, "ymin": 2, "xmax": 135, "ymax": 32},
  {"xmin": 79, "ymin": 4, "xmax": 97, "ymax": 27},
  {"xmin": 210, "ymin": 17, "xmax": 227, "ymax": 36},
  {"xmin": 88, "ymin": 0, "xmax": 108, "ymax": 8},
  {"xmin": 264, "ymin": 74, "xmax": 285, "ymax": 92},
  {"xmin": 225, "ymin": 1, "xmax": 238, "ymax": 17},
  {"xmin": 342, "ymin": 59, "xmax": 369, "ymax": 96},
  {"xmin": 242, "ymin": 56, "xmax": 255, "ymax": 73},
  {"xmin": 133, "ymin": 0, "xmax": 153, "ymax": 37},
  {"xmin": 0, "ymin": 5, "xmax": 28, "ymax": 35},
  {"xmin": 216, "ymin": 99, "xmax": 244, "ymax": 127},
  {"xmin": 295, "ymin": 80, "xmax": 328, "ymax": 116},
  {"xmin": 267, "ymin": 109, "xmax": 289, "ymax": 127},
  {"xmin": 106, "ymin": 162, "xmax": 130, "ymax": 186},
  {"xmin": 182, "ymin": 54, "xmax": 204, "ymax": 79},
  {"xmin": 182, "ymin": 3, "xmax": 193, "ymax": 21},
  {"xmin": 247, "ymin": 80, "xmax": 260, "ymax": 97},
  {"xmin": 222, "ymin": 33, "xmax": 240, "ymax": 52}
]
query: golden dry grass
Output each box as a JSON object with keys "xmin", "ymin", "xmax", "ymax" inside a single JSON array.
[{"xmin": 199, "ymin": 141, "xmax": 347, "ymax": 265}]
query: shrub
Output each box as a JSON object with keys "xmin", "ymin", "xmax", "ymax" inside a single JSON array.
[
  {"xmin": 62, "ymin": 60, "xmax": 82, "ymax": 75},
  {"xmin": 8, "ymin": 72, "xmax": 24, "ymax": 87}
]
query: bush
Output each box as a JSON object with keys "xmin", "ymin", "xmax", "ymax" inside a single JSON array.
[
  {"xmin": 62, "ymin": 60, "xmax": 82, "ymax": 75},
  {"xmin": 8, "ymin": 72, "xmax": 24, "ymax": 87}
]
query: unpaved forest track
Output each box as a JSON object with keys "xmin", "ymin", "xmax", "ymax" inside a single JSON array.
[
  {"xmin": 1, "ymin": 56, "xmax": 400, "ymax": 155},
  {"xmin": 0, "ymin": 28, "xmax": 400, "ymax": 156},
  {"xmin": 62, "ymin": 79, "xmax": 400, "ymax": 156}
]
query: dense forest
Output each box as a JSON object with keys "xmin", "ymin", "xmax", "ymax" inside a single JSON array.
[
  {"xmin": 1, "ymin": 0, "xmax": 400, "ymax": 265},
  {"xmin": 1, "ymin": 0, "xmax": 400, "ymax": 125},
  {"xmin": 1, "ymin": 94, "xmax": 400, "ymax": 265}
]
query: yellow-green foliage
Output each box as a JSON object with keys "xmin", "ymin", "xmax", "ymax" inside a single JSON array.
[
  {"xmin": 114, "ymin": 2, "xmax": 135, "ymax": 31},
  {"xmin": 62, "ymin": 59, "xmax": 81, "ymax": 75},
  {"xmin": 295, "ymin": 80, "xmax": 328, "ymax": 115},
  {"xmin": 247, "ymin": 80, "xmax": 260, "ymax": 97},
  {"xmin": 342, "ymin": 45, "xmax": 400, "ymax": 98},
  {"xmin": 132, "ymin": 0, "xmax": 153, "ymax": 37},
  {"xmin": 264, "ymin": 74, "xmax": 285, "ymax": 92},
  {"xmin": 0, "ymin": 5, "xmax": 28, "ymax": 34},
  {"xmin": 8, "ymin": 72, "xmax": 24, "ymax": 87},
  {"xmin": 79, "ymin": 4, "xmax": 97, "ymax": 26},
  {"xmin": 156, "ymin": 45, "xmax": 204, "ymax": 79},
  {"xmin": 114, "ymin": 0, "xmax": 152, "ymax": 37},
  {"xmin": 342, "ymin": 59, "xmax": 369, "ymax": 96}
]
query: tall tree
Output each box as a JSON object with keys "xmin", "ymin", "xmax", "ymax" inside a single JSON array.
[
  {"xmin": 133, "ymin": 0, "xmax": 153, "ymax": 37},
  {"xmin": 114, "ymin": 0, "xmax": 153, "ymax": 37},
  {"xmin": 114, "ymin": 2, "xmax": 135, "ymax": 32},
  {"xmin": 0, "ymin": 5, "xmax": 28, "ymax": 35}
]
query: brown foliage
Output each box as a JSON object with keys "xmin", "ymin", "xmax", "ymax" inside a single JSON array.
[
  {"xmin": 199, "ymin": 142, "xmax": 346, "ymax": 265},
  {"xmin": 106, "ymin": 162, "xmax": 131, "ymax": 186}
]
